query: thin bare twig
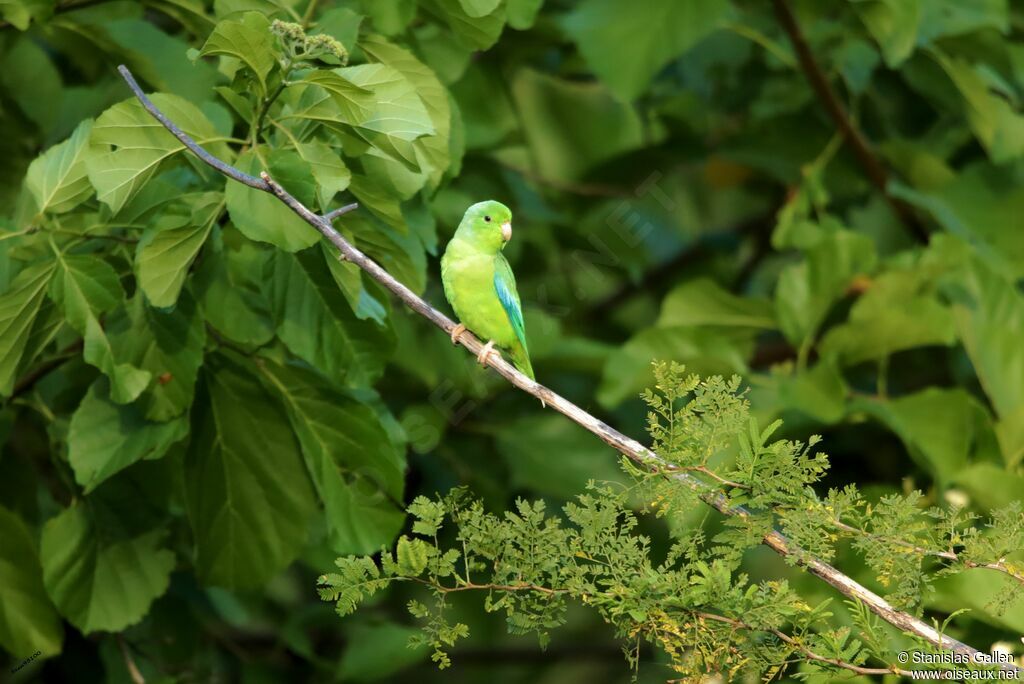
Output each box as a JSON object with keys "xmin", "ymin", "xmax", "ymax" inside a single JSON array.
[
  {"xmin": 115, "ymin": 65, "xmax": 1020, "ymax": 674},
  {"xmin": 117, "ymin": 635, "xmax": 145, "ymax": 684},
  {"xmin": 409, "ymin": 577, "xmax": 565, "ymax": 596},
  {"xmin": 770, "ymin": 0, "xmax": 930, "ymax": 244},
  {"xmin": 324, "ymin": 202, "xmax": 359, "ymax": 222},
  {"xmin": 828, "ymin": 518, "xmax": 1024, "ymax": 587}
]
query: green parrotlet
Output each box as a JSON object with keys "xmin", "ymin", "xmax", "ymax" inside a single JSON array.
[{"xmin": 441, "ymin": 200, "xmax": 534, "ymax": 380}]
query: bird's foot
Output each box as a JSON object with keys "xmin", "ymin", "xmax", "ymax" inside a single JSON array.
[
  {"xmin": 477, "ymin": 340, "xmax": 499, "ymax": 365},
  {"xmin": 450, "ymin": 323, "xmax": 467, "ymax": 345}
]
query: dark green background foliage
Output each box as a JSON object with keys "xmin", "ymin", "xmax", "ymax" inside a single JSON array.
[{"xmin": 1, "ymin": 0, "xmax": 1023, "ymax": 681}]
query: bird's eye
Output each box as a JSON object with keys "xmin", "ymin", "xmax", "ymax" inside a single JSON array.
[{"xmin": 484, "ymin": 215, "xmax": 491, "ymax": 222}]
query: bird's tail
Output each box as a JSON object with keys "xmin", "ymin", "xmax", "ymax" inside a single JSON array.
[{"xmin": 509, "ymin": 345, "xmax": 535, "ymax": 381}]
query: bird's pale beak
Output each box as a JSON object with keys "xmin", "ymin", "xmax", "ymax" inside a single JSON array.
[{"xmin": 501, "ymin": 221, "xmax": 512, "ymax": 242}]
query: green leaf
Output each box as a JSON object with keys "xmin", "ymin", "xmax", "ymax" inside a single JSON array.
[
  {"xmin": 49, "ymin": 253, "xmax": 151, "ymax": 403},
  {"xmin": 430, "ymin": 0, "xmax": 506, "ymax": 50},
  {"xmin": 853, "ymin": 389, "xmax": 991, "ymax": 485},
  {"xmin": 775, "ymin": 228, "xmax": 877, "ymax": 346},
  {"xmin": 108, "ymin": 292, "xmax": 206, "ymax": 421},
  {"xmin": 564, "ymin": 0, "xmax": 733, "ymax": 100},
  {"xmin": 193, "ymin": 228, "xmax": 275, "ymax": 346},
  {"xmin": 265, "ymin": 248, "xmax": 392, "ymax": 387},
  {"xmin": 890, "ymin": 162, "xmax": 1024, "ymax": 278},
  {"xmin": 512, "ymin": 68, "xmax": 644, "ymax": 182},
  {"xmin": 311, "ymin": 63, "xmax": 435, "ymax": 170},
  {"xmin": 933, "ymin": 238, "xmax": 1024, "ymax": 420},
  {"xmin": 361, "ymin": 35, "xmax": 452, "ymax": 189},
  {"xmin": 198, "ymin": 11, "xmax": 275, "ymax": 96},
  {"xmin": 88, "ymin": 94, "xmax": 228, "ymax": 213},
  {"xmin": 317, "ymin": 556, "xmax": 387, "ymax": 617},
  {"xmin": 930, "ymin": 50, "xmax": 1024, "ymax": 164},
  {"xmin": 83, "ymin": 318, "xmax": 152, "ymax": 405},
  {"xmin": 0, "ymin": 505, "xmax": 62, "ymax": 658},
  {"xmin": 262, "ymin": 146, "xmax": 318, "ymax": 208},
  {"xmin": 837, "ymin": 38, "xmax": 880, "ymax": 95},
  {"xmin": 315, "ymin": 7, "xmax": 364, "ymax": 51},
  {"xmin": 225, "ymin": 149, "xmax": 322, "ymax": 252},
  {"xmin": 819, "ymin": 265, "xmax": 956, "ymax": 364},
  {"xmin": 507, "ymin": 0, "xmax": 543, "ymax": 29},
  {"xmin": 451, "ymin": 62, "xmax": 517, "ymax": 150},
  {"xmin": 657, "ymin": 278, "xmax": 776, "ymax": 329},
  {"xmin": 395, "ymin": 536, "xmax": 429, "ymax": 575},
  {"xmin": 777, "ymin": 360, "xmax": 848, "ymax": 424},
  {"xmin": 255, "ymin": 358, "xmax": 404, "ymax": 497},
  {"xmin": 322, "ymin": 241, "xmax": 388, "ymax": 324},
  {"xmin": 347, "ymin": 172, "xmax": 407, "ymax": 230},
  {"xmin": 917, "ymin": 0, "xmax": 1007, "ymax": 44},
  {"xmin": 0, "ymin": 262, "xmax": 54, "ymax": 396},
  {"xmin": 295, "ymin": 68, "xmax": 375, "ymax": 123},
  {"xmin": 213, "ymin": 0, "xmax": 285, "ymax": 18},
  {"xmin": 49, "ymin": 254, "xmax": 122, "ymax": 331},
  {"xmin": 40, "ymin": 504, "xmax": 175, "ymax": 633},
  {"xmin": 67, "ymin": 380, "xmax": 188, "ymax": 493},
  {"xmin": 358, "ymin": 0, "xmax": 415, "ymax": 35},
  {"xmin": 256, "ymin": 359, "xmax": 406, "ymax": 554},
  {"xmin": 25, "ymin": 118, "xmax": 95, "ymax": 215},
  {"xmin": 345, "ymin": 210, "xmax": 426, "ymax": 293},
  {"xmin": 0, "ymin": 0, "xmax": 51, "ymax": 30},
  {"xmin": 293, "ymin": 141, "xmax": 351, "ymax": 210},
  {"xmin": 457, "ymin": 0, "xmax": 500, "ymax": 17},
  {"xmin": 850, "ymin": 0, "xmax": 921, "ymax": 67},
  {"xmin": 184, "ymin": 352, "xmax": 316, "ymax": 588},
  {"xmin": 1, "ymin": 33, "xmax": 62, "ymax": 137},
  {"xmin": 136, "ymin": 192, "xmax": 223, "ymax": 307},
  {"xmin": 104, "ymin": 18, "xmax": 222, "ymax": 105}
]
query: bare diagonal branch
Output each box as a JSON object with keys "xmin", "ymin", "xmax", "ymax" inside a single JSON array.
[{"xmin": 116, "ymin": 65, "xmax": 1019, "ymax": 674}]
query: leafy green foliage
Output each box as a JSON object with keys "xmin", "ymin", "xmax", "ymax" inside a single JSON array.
[
  {"xmin": 0, "ymin": 505, "xmax": 62, "ymax": 657},
  {"xmin": 564, "ymin": 0, "xmax": 733, "ymax": 100},
  {"xmin": 40, "ymin": 503, "xmax": 175, "ymax": 633},
  {"xmin": 67, "ymin": 379, "xmax": 188, "ymax": 492},
  {"xmin": 324, "ymin": 367, "xmax": 1024, "ymax": 679},
  {"xmin": 2, "ymin": 0, "xmax": 1024, "ymax": 681},
  {"xmin": 24, "ymin": 118, "xmax": 94, "ymax": 215},
  {"xmin": 185, "ymin": 352, "xmax": 317, "ymax": 589}
]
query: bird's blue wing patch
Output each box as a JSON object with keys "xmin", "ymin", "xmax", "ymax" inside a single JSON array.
[{"xmin": 493, "ymin": 255, "xmax": 528, "ymax": 353}]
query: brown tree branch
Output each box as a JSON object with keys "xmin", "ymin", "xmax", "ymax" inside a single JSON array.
[
  {"xmin": 770, "ymin": 0, "xmax": 930, "ymax": 244},
  {"xmin": 116, "ymin": 65, "xmax": 1020, "ymax": 674}
]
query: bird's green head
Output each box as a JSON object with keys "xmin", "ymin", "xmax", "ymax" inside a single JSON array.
[{"xmin": 457, "ymin": 200, "xmax": 513, "ymax": 252}]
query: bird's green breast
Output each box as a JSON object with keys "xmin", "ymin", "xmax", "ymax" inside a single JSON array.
[{"xmin": 441, "ymin": 239, "xmax": 518, "ymax": 348}]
